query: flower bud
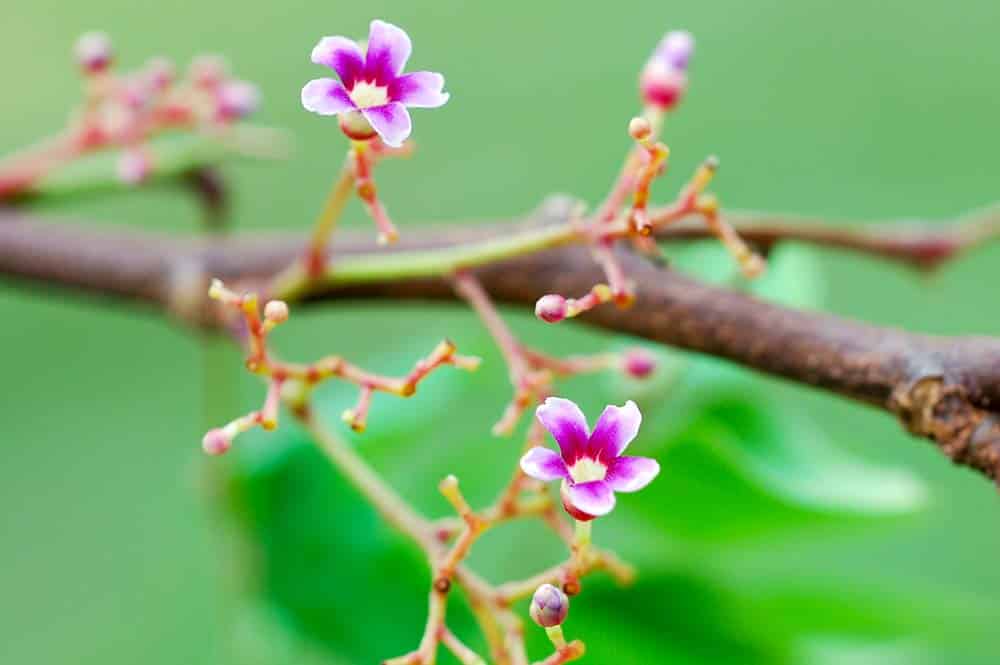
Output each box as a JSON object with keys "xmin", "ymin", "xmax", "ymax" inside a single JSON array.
[
  {"xmin": 144, "ymin": 57, "xmax": 176, "ymax": 92},
  {"xmin": 530, "ymin": 584, "xmax": 569, "ymax": 628},
  {"xmin": 264, "ymin": 299, "xmax": 289, "ymax": 324},
  {"xmin": 217, "ymin": 80, "xmax": 260, "ymax": 121},
  {"xmin": 628, "ymin": 116, "xmax": 652, "ymax": 141},
  {"xmin": 188, "ymin": 54, "xmax": 229, "ymax": 89},
  {"xmin": 117, "ymin": 148, "xmax": 151, "ymax": 185},
  {"xmin": 622, "ymin": 347, "xmax": 657, "ymax": 379},
  {"xmin": 338, "ymin": 109, "xmax": 378, "ymax": 142},
  {"xmin": 658, "ymin": 30, "xmax": 695, "ymax": 70},
  {"xmin": 640, "ymin": 59, "xmax": 687, "ymax": 110},
  {"xmin": 202, "ymin": 428, "xmax": 231, "ymax": 455},
  {"xmin": 535, "ymin": 294, "xmax": 568, "ymax": 324},
  {"xmin": 74, "ymin": 32, "xmax": 113, "ymax": 74}
]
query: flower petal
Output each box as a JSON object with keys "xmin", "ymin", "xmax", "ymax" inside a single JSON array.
[
  {"xmin": 361, "ymin": 102, "xmax": 412, "ymax": 147},
  {"xmin": 605, "ymin": 456, "xmax": 660, "ymax": 492},
  {"xmin": 588, "ymin": 400, "xmax": 642, "ymax": 461},
  {"xmin": 365, "ymin": 19, "xmax": 412, "ymax": 85},
  {"xmin": 565, "ymin": 480, "xmax": 616, "ymax": 517},
  {"xmin": 520, "ymin": 447, "xmax": 570, "ymax": 482},
  {"xmin": 311, "ymin": 36, "xmax": 365, "ymax": 88},
  {"xmin": 389, "ymin": 71, "xmax": 449, "ymax": 108},
  {"xmin": 536, "ymin": 397, "xmax": 590, "ymax": 463},
  {"xmin": 301, "ymin": 78, "xmax": 356, "ymax": 115}
]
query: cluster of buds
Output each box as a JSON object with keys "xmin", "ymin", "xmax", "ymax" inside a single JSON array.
[
  {"xmin": 0, "ymin": 32, "xmax": 262, "ymax": 199},
  {"xmin": 531, "ymin": 29, "xmax": 765, "ymax": 325},
  {"xmin": 453, "ymin": 272, "xmax": 660, "ymax": 435},
  {"xmin": 72, "ymin": 33, "xmax": 261, "ymax": 186},
  {"xmin": 201, "ymin": 279, "xmax": 479, "ymax": 454}
]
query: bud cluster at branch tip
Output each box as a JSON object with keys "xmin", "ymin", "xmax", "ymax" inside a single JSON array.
[
  {"xmin": 201, "ymin": 279, "xmax": 479, "ymax": 451},
  {"xmin": 0, "ymin": 32, "xmax": 266, "ymax": 196}
]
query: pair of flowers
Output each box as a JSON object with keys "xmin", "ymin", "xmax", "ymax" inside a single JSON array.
[{"xmin": 301, "ymin": 20, "xmax": 661, "ymax": 518}]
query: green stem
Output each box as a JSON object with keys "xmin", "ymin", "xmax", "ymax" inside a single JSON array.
[{"xmin": 271, "ymin": 222, "xmax": 577, "ymax": 302}]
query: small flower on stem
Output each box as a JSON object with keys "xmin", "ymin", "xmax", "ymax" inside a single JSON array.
[
  {"xmin": 299, "ymin": 20, "xmax": 448, "ymax": 247},
  {"xmin": 534, "ymin": 284, "xmax": 613, "ymax": 324},
  {"xmin": 521, "ymin": 398, "xmax": 659, "ymax": 520}
]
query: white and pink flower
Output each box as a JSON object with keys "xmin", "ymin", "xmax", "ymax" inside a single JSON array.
[
  {"xmin": 301, "ymin": 20, "xmax": 449, "ymax": 147},
  {"xmin": 521, "ymin": 397, "xmax": 660, "ymax": 521}
]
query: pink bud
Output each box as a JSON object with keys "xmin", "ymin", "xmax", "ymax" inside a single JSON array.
[
  {"xmin": 640, "ymin": 60, "xmax": 687, "ymax": 110},
  {"xmin": 74, "ymin": 32, "xmax": 113, "ymax": 74},
  {"xmin": 535, "ymin": 294, "xmax": 568, "ymax": 324},
  {"xmin": 119, "ymin": 77, "xmax": 152, "ymax": 110},
  {"xmin": 622, "ymin": 347, "xmax": 657, "ymax": 379},
  {"xmin": 144, "ymin": 57, "xmax": 176, "ymax": 92},
  {"xmin": 216, "ymin": 80, "xmax": 260, "ymax": 121},
  {"xmin": 202, "ymin": 428, "xmax": 232, "ymax": 455},
  {"xmin": 188, "ymin": 54, "xmax": 229, "ymax": 89},
  {"xmin": 116, "ymin": 149, "xmax": 151, "ymax": 185},
  {"xmin": 264, "ymin": 300, "xmax": 289, "ymax": 324},
  {"xmin": 530, "ymin": 584, "xmax": 569, "ymax": 628}
]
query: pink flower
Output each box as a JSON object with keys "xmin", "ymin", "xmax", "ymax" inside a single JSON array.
[
  {"xmin": 301, "ymin": 20, "xmax": 449, "ymax": 147},
  {"xmin": 521, "ymin": 397, "xmax": 660, "ymax": 521}
]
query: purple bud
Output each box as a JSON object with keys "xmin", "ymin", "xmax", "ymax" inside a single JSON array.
[
  {"xmin": 202, "ymin": 428, "xmax": 231, "ymax": 455},
  {"xmin": 658, "ymin": 30, "xmax": 695, "ymax": 70},
  {"xmin": 74, "ymin": 32, "xmax": 113, "ymax": 74},
  {"xmin": 530, "ymin": 584, "xmax": 569, "ymax": 628},
  {"xmin": 117, "ymin": 149, "xmax": 151, "ymax": 185},
  {"xmin": 622, "ymin": 348, "xmax": 657, "ymax": 379},
  {"xmin": 535, "ymin": 294, "xmax": 568, "ymax": 324},
  {"xmin": 216, "ymin": 80, "xmax": 260, "ymax": 121}
]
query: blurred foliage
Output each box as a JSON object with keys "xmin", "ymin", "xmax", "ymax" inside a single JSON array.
[{"xmin": 2, "ymin": 1, "xmax": 999, "ymax": 665}]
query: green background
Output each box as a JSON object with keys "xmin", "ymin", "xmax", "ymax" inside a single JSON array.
[{"xmin": 2, "ymin": 1, "xmax": 999, "ymax": 664}]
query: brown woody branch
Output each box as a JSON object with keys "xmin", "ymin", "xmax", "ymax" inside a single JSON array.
[{"xmin": 2, "ymin": 198, "xmax": 1000, "ymax": 484}]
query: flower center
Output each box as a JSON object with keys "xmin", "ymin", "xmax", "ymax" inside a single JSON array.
[
  {"xmin": 349, "ymin": 80, "xmax": 389, "ymax": 109},
  {"xmin": 568, "ymin": 457, "xmax": 607, "ymax": 484}
]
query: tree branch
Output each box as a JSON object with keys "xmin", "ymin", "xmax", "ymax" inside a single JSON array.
[{"xmin": 2, "ymin": 198, "xmax": 1000, "ymax": 484}]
